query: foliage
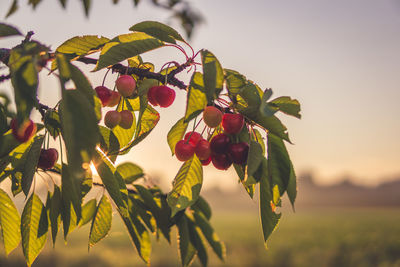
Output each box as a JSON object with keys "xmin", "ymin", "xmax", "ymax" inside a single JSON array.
[{"xmin": 0, "ymin": 20, "xmax": 300, "ymax": 266}]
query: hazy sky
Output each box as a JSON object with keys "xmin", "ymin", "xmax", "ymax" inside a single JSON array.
[{"xmin": 1, "ymin": 0, "xmax": 399, "ymax": 188}]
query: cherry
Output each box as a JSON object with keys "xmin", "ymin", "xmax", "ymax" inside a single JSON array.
[
  {"xmin": 175, "ymin": 140, "xmax": 195, "ymax": 161},
  {"xmin": 116, "ymin": 75, "xmax": 136, "ymax": 97},
  {"xmin": 228, "ymin": 142, "xmax": 249, "ymax": 164},
  {"xmin": 195, "ymin": 139, "xmax": 211, "ymax": 160},
  {"xmin": 104, "ymin": 110, "xmax": 121, "ymax": 129},
  {"xmin": 10, "ymin": 118, "xmax": 37, "ymax": 143},
  {"xmin": 210, "ymin": 133, "xmax": 231, "ymax": 154},
  {"xmin": 184, "ymin": 131, "xmax": 202, "ymax": 147},
  {"xmin": 203, "ymin": 106, "xmax": 223, "ymax": 128},
  {"xmin": 95, "ymin": 86, "xmax": 112, "ymax": 106},
  {"xmin": 119, "ymin": 110, "xmax": 134, "ymax": 129},
  {"xmin": 147, "ymin": 85, "xmax": 159, "ymax": 106},
  {"xmin": 148, "ymin": 85, "xmax": 175, "ymax": 107},
  {"xmin": 200, "ymin": 156, "xmax": 211, "ymax": 166},
  {"xmin": 38, "ymin": 148, "xmax": 58, "ymax": 170},
  {"xmin": 222, "ymin": 113, "xmax": 244, "ymax": 134},
  {"xmin": 211, "ymin": 153, "xmax": 232, "ymax": 170},
  {"xmin": 107, "ymin": 91, "xmax": 121, "ymax": 107}
]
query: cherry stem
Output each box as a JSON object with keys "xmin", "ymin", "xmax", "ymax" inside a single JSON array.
[
  {"xmin": 165, "ymin": 44, "xmax": 189, "ymax": 60},
  {"xmin": 102, "ymin": 68, "xmax": 111, "ymax": 86}
]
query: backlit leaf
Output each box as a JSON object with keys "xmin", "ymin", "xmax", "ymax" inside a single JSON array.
[
  {"xmin": 167, "ymin": 117, "xmax": 189, "ymax": 155},
  {"xmin": 21, "ymin": 193, "xmax": 48, "ymax": 266},
  {"xmin": 201, "ymin": 50, "xmax": 223, "ymax": 103},
  {"xmin": 184, "ymin": 72, "xmax": 207, "ymax": 123},
  {"xmin": 0, "ymin": 189, "xmax": 21, "ymax": 255},
  {"xmin": 260, "ymin": 158, "xmax": 281, "ymax": 246},
  {"xmin": 89, "ymin": 195, "xmax": 112, "ymax": 247},
  {"xmin": 56, "ymin": 35, "xmax": 110, "ymax": 57},
  {"xmin": 22, "ymin": 135, "xmax": 44, "ymax": 196},
  {"xmin": 129, "ymin": 21, "xmax": 185, "ymax": 44},
  {"xmin": 95, "ymin": 32, "xmax": 164, "ymax": 71},
  {"xmin": 167, "ymin": 155, "xmax": 203, "ymax": 216},
  {"xmin": 116, "ymin": 162, "xmax": 144, "ymax": 183}
]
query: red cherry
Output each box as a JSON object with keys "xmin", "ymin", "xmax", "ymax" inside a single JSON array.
[
  {"xmin": 210, "ymin": 133, "xmax": 231, "ymax": 154},
  {"xmin": 104, "ymin": 110, "xmax": 121, "ymax": 129},
  {"xmin": 201, "ymin": 156, "xmax": 211, "ymax": 166},
  {"xmin": 203, "ymin": 106, "xmax": 223, "ymax": 128},
  {"xmin": 228, "ymin": 142, "xmax": 249, "ymax": 164},
  {"xmin": 147, "ymin": 86, "xmax": 159, "ymax": 106},
  {"xmin": 38, "ymin": 148, "xmax": 58, "ymax": 170},
  {"xmin": 211, "ymin": 153, "xmax": 232, "ymax": 170},
  {"xmin": 107, "ymin": 91, "xmax": 121, "ymax": 107},
  {"xmin": 175, "ymin": 140, "xmax": 195, "ymax": 161},
  {"xmin": 95, "ymin": 86, "xmax": 112, "ymax": 106},
  {"xmin": 195, "ymin": 139, "xmax": 211, "ymax": 160},
  {"xmin": 184, "ymin": 131, "xmax": 203, "ymax": 147},
  {"xmin": 119, "ymin": 110, "xmax": 134, "ymax": 129},
  {"xmin": 222, "ymin": 113, "xmax": 244, "ymax": 134},
  {"xmin": 116, "ymin": 75, "xmax": 136, "ymax": 97},
  {"xmin": 10, "ymin": 118, "xmax": 37, "ymax": 143},
  {"xmin": 150, "ymin": 85, "xmax": 175, "ymax": 107}
]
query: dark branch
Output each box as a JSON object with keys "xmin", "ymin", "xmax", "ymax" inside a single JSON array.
[
  {"xmin": 76, "ymin": 56, "xmax": 190, "ymax": 90},
  {"xmin": 0, "ymin": 74, "xmax": 11, "ymax": 83}
]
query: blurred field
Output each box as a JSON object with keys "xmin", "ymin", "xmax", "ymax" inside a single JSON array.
[{"xmin": 0, "ymin": 207, "xmax": 399, "ymax": 267}]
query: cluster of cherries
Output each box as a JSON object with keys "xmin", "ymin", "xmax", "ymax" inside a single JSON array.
[
  {"xmin": 10, "ymin": 118, "xmax": 58, "ymax": 170},
  {"xmin": 97, "ymin": 75, "xmax": 176, "ymax": 129},
  {"xmin": 174, "ymin": 106, "xmax": 250, "ymax": 170}
]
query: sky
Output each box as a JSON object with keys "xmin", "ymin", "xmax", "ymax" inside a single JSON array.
[{"xmin": 1, "ymin": 0, "xmax": 399, "ymax": 189}]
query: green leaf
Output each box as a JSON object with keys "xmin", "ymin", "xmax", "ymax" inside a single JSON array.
[
  {"xmin": 259, "ymin": 158, "xmax": 281, "ymax": 246},
  {"xmin": 43, "ymin": 109, "xmax": 61, "ymax": 138},
  {"xmin": 22, "ymin": 135, "xmax": 44, "ymax": 196},
  {"xmin": 48, "ymin": 186, "xmax": 62, "ymax": 246},
  {"xmin": 80, "ymin": 199, "xmax": 97, "ymax": 226},
  {"xmin": 225, "ymin": 69, "xmax": 247, "ymax": 96},
  {"xmin": 119, "ymin": 212, "xmax": 151, "ymax": 263},
  {"xmin": 92, "ymin": 149, "xmax": 129, "ymax": 217},
  {"xmin": 11, "ymin": 172, "xmax": 22, "ymax": 196},
  {"xmin": 82, "ymin": 0, "xmax": 91, "ymax": 16},
  {"xmin": 10, "ymin": 55, "xmax": 38, "ymax": 121},
  {"xmin": 95, "ymin": 32, "xmax": 164, "ymax": 71},
  {"xmin": 116, "ymin": 162, "xmax": 144, "ymax": 183},
  {"xmin": 191, "ymin": 196, "xmax": 211, "ymax": 220},
  {"xmin": 177, "ymin": 215, "xmax": 196, "ymax": 267},
  {"xmin": 193, "ymin": 212, "xmax": 225, "ymax": 260},
  {"xmin": 259, "ymin": 88, "xmax": 277, "ymax": 117},
  {"xmin": 270, "ymin": 96, "xmax": 301, "ymax": 119},
  {"xmin": 99, "ymin": 126, "xmax": 120, "ymax": 155},
  {"xmin": 89, "ymin": 195, "xmax": 112, "ymax": 247},
  {"xmin": 56, "ymin": 35, "xmax": 110, "ymax": 57},
  {"xmin": 167, "ymin": 117, "xmax": 189, "ymax": 155},
  {"xmin": 187, "ymin": 218, "xmax": 208, "ymax": 267},
  {"xmin": 134, "ymin": 185, "xmax": 171, "ymax": 242},
  {"xmin": 246, "ymin": 141, "xmax": 264, "ymax": 178},
  {"xmin": 184, "ymin": 72, "xmax": 207, "ymax": 123},
  {"xmin": 21, "ymin": 193, "xmax": 48, "ymax": 266},
  {"xmin": 0, "ymin": 22, "xmax": 22, "ymax": 38},
  {"xmin": 61, "ymin": 164, "xmax": 82, "ymax": 224},
  {"xmin": 251, "ymin": 113, "xmax": 290, "ymax": 142},
  {"xmin": 167, "ymin": 156, "xmax": 203, "ymax": 217},
  {"xmin": 237, "ymin": 82, "xmax": 262, "ymax": 118},
  {"xmin": 201, "ymin": 50, "xmax": 224, "ymax": 103},
  {"xmin": 59, "ymin": 89, "xmax": 100, "ymax": 179},
  {"xmin": 252, "ymin": 129, "xmax": 266, "ymax": 154},
  {"xmin": 0, "ymin": 189, "xmax": 21, "ymax": 255},
  {"xmin": 57, "ymin": 55, "xmax": 102, "ymax": 121},
  {"xmin": 267, "ymin": 133, "xmax": 297, "ymax": 207},
  {"xmin": 6, "ymin": 0, "xmax": 18, "ymax": 18},
  {"xmin": 129, "ymin": 21, "xmax": 185, "ymax": 44}
]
